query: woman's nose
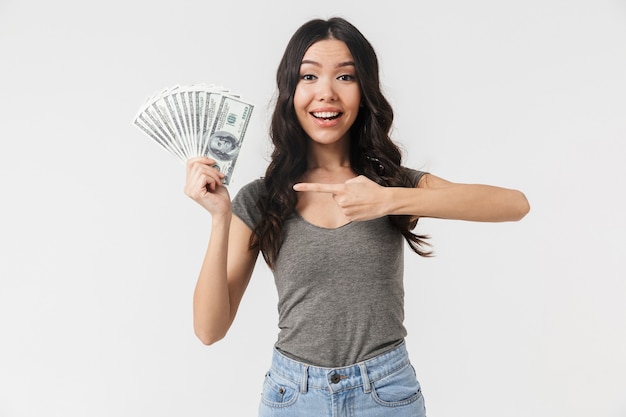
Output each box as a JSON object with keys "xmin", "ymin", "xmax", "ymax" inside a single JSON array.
[{"xmin": 317, "ymin": 79, "xmax": 337, "ymax": 102}]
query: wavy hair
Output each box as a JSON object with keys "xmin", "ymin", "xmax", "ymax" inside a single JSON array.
[{"xmin": 252, "ymin": 17, "xmax": 431, "ymax": 268}]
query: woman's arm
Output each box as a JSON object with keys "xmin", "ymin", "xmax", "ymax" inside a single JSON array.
[
  {"xmin": 185, "ymin": 157, "xmax": 259, "ymax": 345},
  {"xmin": 192, "ymin": 214, "xmax": 258, "ymax": 345},
  {"xmin": 391, "ymin": 173, "xmax": 530, "ymax": 222},
  {"xmin": 293, "ymin": 173, "xmax": 530, "ymax": 222}
]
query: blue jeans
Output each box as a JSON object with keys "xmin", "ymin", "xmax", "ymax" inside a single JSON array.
[{"xmin": 258, "ymin": 341, "xmax": 426, "ymax": 417}]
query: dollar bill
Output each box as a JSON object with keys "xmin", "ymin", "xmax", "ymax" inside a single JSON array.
[
  {"xmin": 133, "ymin": 109, "xmax": 186, "ymax": 162},
  {"xmin": 133, "ymin": 115, "xmax": 185, "ymax": 162},
  {"xmin": 133, "ymin": 84, "xmax": 254, "ymax": 185},
  {"xmin": 202, "ymin": 94, "xmax": 253, "ymax": 185}
]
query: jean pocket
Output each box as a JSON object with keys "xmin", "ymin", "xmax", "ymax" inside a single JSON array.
[
  {"xmin": 371, "ymin": 364, "xmax": 423, "ymax": 407},
  {"xmin": 260, "ymin": 370, "xmax": 300, "ymax": 408}
]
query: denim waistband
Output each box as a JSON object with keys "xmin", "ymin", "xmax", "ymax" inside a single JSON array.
[{"xmin": 269, "ymin": 341, "xmax": 411, "ymax": 394}]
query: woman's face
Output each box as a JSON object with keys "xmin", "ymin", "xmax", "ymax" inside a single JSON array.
[{"xmin": 293, "ymin": 39, "xmax": 361, "ymax": 148}]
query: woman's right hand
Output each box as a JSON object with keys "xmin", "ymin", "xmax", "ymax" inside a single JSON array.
[{"xmin": 184, "ymin": 157, "xmax": 231, "ymax": 216}]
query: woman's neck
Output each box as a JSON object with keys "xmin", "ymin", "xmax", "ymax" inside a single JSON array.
[{"xmin": 305, "ymin": 139, "xmax": 351, "ymax": 171}]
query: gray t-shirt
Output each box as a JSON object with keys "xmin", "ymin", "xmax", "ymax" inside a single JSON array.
[{"xmin": 232, "ymin": 169, "xmax": 426, "ymax": 367}]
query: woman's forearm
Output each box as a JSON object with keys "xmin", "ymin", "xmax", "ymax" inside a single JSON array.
[
  {"xmin": 388, "ymin": 184, "xmax": 530, "ymax": 222},
  {"xmin": 192, "ymin": 214, "xmax": 233, "ymax": 345}
]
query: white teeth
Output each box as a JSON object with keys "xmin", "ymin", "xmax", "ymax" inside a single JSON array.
[{"xmin": 312, "ymin": 111, "xmax": 339, "ymax": 118}]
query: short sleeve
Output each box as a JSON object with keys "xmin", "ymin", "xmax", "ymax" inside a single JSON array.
[
  {"xmin": 402, "ymin": 167, "xmax": 427, "ymax": 187},
  {"xmin": 231, "ymin": 179, "xmax": 266, "ymax": 232}
]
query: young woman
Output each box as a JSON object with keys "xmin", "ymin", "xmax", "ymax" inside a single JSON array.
[{"xmin": 184, "ymin": 17, "xmax": 529, "ymax": 417}]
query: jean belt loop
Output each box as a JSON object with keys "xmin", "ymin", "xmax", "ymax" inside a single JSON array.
[
  {"xmin": 301, "ymin": 365, "xmax": 309, "ymax": 393},
  {"xmin": 358, "ymin": 362, "xmax": 371, "ymax": 393}
]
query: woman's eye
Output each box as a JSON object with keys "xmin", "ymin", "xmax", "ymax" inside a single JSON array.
[
  {"xmin": 337, "ymin": 74, "xmax": 356, "ymax": 81},
  {"xmin": 300, "ymin": 74, "xmax": 316, "ymax": 81}
]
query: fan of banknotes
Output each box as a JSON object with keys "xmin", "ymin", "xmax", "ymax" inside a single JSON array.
[{"xmin": 133, "ymin": 83, "xmax": 254, "ymax": 185}]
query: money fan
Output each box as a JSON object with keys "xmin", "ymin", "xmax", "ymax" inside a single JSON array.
[{"xmin": 133, "ymin": 84, "xmax": 254, "ymax": 185}]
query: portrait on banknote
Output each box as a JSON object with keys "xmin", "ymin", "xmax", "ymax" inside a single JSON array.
[{"xmin": 207, "ymin": 131, "xmax": 239, "ymax": 161}]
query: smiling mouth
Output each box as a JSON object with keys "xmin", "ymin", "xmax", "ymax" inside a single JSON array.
[{"xmin": 311, "ymin": 111, "xmax": 341, "ymax": 121}]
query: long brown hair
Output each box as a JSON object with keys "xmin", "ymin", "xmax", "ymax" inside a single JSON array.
[{"xmin": 253, "ymin": 17, "xmax": 431, "ymax": 268}]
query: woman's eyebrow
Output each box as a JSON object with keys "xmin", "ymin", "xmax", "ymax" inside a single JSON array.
[
  {"xmin": 336, "ymin": 61, "xmax": 355, "ymax": 68},
  {"xmin": 300, "ymin": 59, "xmax": 321, "ymax": 67}
]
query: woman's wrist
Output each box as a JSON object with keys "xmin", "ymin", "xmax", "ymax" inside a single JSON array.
[
  {"xmin": 210, "ymin": 211, "xmax": 232, "ymax": 227},
  {"xmin": 387, "ymin": 186, "xmax": 422, "ymax": 217}
]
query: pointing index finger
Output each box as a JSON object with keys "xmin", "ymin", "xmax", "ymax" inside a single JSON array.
[{"xmin": 293, "ymin": 183, "xmax": 344, "ymax": 194}]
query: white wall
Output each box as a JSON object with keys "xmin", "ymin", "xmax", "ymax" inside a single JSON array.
[{"xmin": 1, "ymin": 1, "xmax": 625, "ymax": 416}]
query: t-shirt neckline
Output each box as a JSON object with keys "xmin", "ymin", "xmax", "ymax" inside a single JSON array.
[{"xmin": 293, "ymin": 211, "xmax": 355, "ymax": 231}]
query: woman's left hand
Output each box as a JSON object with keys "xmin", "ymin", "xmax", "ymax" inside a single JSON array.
[{"xmin": 293, "ymin": 175, "xmax": 390, "ymax": 221}]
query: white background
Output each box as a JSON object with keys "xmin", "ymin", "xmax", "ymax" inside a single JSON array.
[{"xmin": 1, "ymin": 1, "xmax": 625, "ymax": 416}]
